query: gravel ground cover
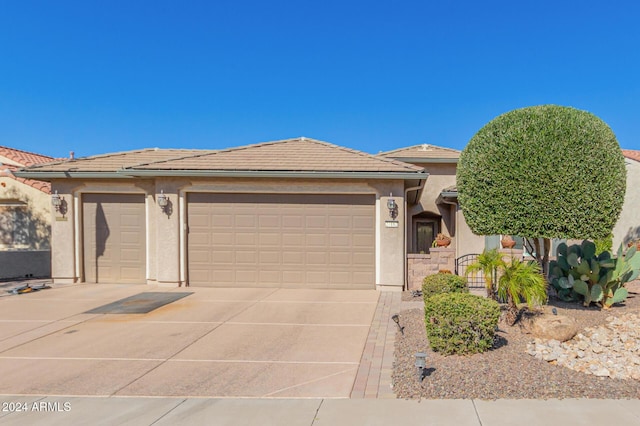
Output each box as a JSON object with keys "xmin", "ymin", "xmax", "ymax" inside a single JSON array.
[{"xmin": 392, "ymin": 281, "xmax": 640, "ymax": 399}]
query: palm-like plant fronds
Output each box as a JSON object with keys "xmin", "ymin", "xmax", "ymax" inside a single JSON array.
[
  {"xmin": 497, "ymin": 258, "xmax": 547, "ymax": 325},
  {"xmin": 466, "ymin": 249, "xmax": 504, "ymax": 299}
]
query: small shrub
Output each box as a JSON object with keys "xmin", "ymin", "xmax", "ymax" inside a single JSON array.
[
  {"xmin": 424, "ymin": 293, "xmax": 501, "ymax": 355},
  {"xmin": 594, "ymin": 234, "xmax": 613, "ymax": 255},
  {"xmin": 422, "ymin": 273, "xmax": 468, "ymax": 303}
]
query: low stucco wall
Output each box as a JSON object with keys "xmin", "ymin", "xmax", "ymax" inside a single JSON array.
[
  {"xmin": 406, "ymin": 247, "xmax": 455, "ymax": 291},
  {"xmin": 0, "ymin": 250, "xmax": 51, "ymax": 279}
]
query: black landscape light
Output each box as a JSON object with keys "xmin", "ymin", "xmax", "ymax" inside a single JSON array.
[
  {"xmin": 391, "ymin": 314, "xmax": 404, "ymax": 335},
  {"xmin": 415, "ymin": 352, "xmax": 427, "ymax": 381}
]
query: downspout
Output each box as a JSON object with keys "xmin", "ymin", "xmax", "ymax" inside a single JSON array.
[
  {"xmin": 439, "ymin": 197, "xmax": 459, "ymax": 258},
  {"xmin": 404, "ymin": 179, "xmax": 427, "ymax": 290}
]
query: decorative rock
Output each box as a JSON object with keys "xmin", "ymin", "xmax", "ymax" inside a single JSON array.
[
  {"xmin": 529, "ymin": 314, "xmax": 579, "ymax": 342},
  {"xmin": 527, "ymin": 312, "xmax": 640, "ymax": 381}
]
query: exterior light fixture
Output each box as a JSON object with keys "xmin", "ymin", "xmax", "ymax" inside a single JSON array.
[
  {"xmin": 387, "ymin": 193, "xmax": 398, "ymax": 219},
  {"xmin": 415, "ymin": 352, "xmax": 427, "ymax": 381},
  {"xmin": 157, "ymin": 190, "xmax": 169, "ymax": 212},
  {"xmin": 51, "ymin": 190, "xmax": 62, "ymax": 212},
  {"xmin": 391, "ymin": 314, "xmax": 404, "ymax": 335}
]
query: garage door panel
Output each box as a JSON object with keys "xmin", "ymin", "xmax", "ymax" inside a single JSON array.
[
  {"xmin": 305, "ymin": 216, "xmax": 327, "ymax": 228},
  {"xmin": 187, "ymin": 193, "xmax": 375, "ymax": 288},
  {"xmin": 306, "ymin": 271, "xmax": 328, "ymax": 284},
  {"xmin": 282, "ymin": 215, "xmax": 304, "ymax": 228},
  {"xmin": 306, "ymin": 234, "xmax": 327, "ymax": 246},
  {"xmin": 235, "ymin": 233, "xmax": 256, "ymax": 245},
  {"xmin": 235, "ymin": 215, "xmax": 256, "ymax": 228},
  {"xmin": 215, "ymin": 233, "xmax": 235, "ymax": 244},
  {"xmin": 259, "ymin": 233, "xmax": 280, "ymax": 245},
  {"xmin": 282, "ymin": 251, "xmax": 304, "ymax": 264}
]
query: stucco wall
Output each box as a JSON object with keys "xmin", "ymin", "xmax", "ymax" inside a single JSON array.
[
  {"xmin": 456, "ymin": 206, "xmax": 485, "ymax": 257},
  {"xmin": 0, "ymin": 176, "xmax": 51, "ymax": 250},
  {"xmin": 612, "ymin": 158, "xmax": 640, "ymax": 250}
]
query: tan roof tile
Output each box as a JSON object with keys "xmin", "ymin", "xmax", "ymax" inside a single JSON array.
[
  {"xmin": 623, "ymin": 150, "xmax": 640, "ymax": 162},
  {"xmin": 22, "ymin": 148, "xmax": 216, "ymax": 173},
  {"xmin": 128, "ymin": 137, "xmax": 424, "ymax": 173},
  {"xmin": 379, "ymin": 144, "xmax": 460, "ymax": 160}
]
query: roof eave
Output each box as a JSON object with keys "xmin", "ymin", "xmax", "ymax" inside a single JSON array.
[
  {"xmin": 120, "ymin": 169, "xmax": 428, "ymax": 180},
  {"xmin": 13, "ymin": 171, "xmax": 134, "ymax": 180},
  {"xmin": 386, "ymin": 157, "xmax": 458, "ymax": 164}
]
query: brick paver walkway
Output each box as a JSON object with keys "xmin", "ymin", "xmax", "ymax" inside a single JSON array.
[{"xmin": 351, "ymin": 291, "xmax": 405, "ymax": 398}]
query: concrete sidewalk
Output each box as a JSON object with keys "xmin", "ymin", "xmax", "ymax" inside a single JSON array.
[{"xmin": 0, "ymin": 396, "xmax": 639, "ymax": 425}]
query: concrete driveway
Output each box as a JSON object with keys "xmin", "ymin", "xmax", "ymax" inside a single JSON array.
[{"xmin": 0, "ymin": 283, "xmax": 378, "ymax": 398}]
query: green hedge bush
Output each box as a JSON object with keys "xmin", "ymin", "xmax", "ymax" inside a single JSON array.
[
  {"xmin": 422, "ymin": 273, "xmax": 468, "ymax": 303},
  {"xmin": 424, "ymin": 293, "xmax": 501, "ymax": 355}
]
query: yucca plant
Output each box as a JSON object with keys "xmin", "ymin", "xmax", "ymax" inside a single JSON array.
[
  {"xmin": 497, "ymin": 258, "xmax": 547, "ymax": 325},
  {"xmin": 466, "ymin": 249, "xmax": 504, "ymax": 299}
]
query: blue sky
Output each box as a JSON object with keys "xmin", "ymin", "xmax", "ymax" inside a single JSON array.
[{"xmin": 1, "ymin": 1, "xmax": 638, "ymax": 159}]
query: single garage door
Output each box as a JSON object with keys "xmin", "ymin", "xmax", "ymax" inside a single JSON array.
[
  {"xmin": 187, "ymin": 193, "xmax": 375, "ymax": 289},
  {"xmin": 83, "ymin": 194, "xmax": 146, "ymax": 283}
]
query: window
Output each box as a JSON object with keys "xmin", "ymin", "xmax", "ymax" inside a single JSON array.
[{"xmin": 0, "ymin": 201, "xmax": 29, "ymax": 249}]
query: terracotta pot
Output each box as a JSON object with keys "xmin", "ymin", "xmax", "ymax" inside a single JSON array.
[
  {"xmin": 501, "ymin": 236, "xmax": 516, "ymax": 249},
  {"xmin": 435, "ymin": 237, "xmax": 451, "ymax": 247}
]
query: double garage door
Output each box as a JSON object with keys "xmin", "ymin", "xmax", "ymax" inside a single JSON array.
[{"xmin": 187, "ymin": 193, "xmax": 376, "ymax": 289}]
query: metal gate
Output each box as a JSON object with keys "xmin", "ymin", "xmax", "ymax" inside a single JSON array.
[{"xmin": 455, "ymin": 254, "xmax": 485, "ymax": 289}]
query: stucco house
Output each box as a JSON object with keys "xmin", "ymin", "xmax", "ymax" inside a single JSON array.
[
  {"xmin": 14, "ymin": 138, "xmax": 635, "ymax": 291},
  {"xmin": 16, "ymin": 138, "xmax": 428, "ymax": 290},
  {"xmin": 0, "ymin": 146, "xmax": 55, "ymax": 279},
  {"xmin": 612, "ymin": 150, "xmax": 640, "ymax": 249}
]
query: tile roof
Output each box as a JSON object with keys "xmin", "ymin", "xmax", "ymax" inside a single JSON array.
[
  {"xmin": 0, "ymin": 145, "xmax": 54, "ymax": 167},
  {"xmin": 0, "ymin": 146, "xmax": 56, "ymax": 194},
  {"xmin": 22, "ymin": 148, "xmax": 216, "ymax": 173},
  {"xmin": 125, "ymin": 137, "xmax": 424, "ymax": 173},
  {"xmin": 378, "ymin": 144, "xmax": 460, "ymax": 160},
  {"xmin": 623, "ymin": 150, "xmax": 640, "ymax": 162}
]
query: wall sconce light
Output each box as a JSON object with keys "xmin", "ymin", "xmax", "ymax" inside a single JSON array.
[
  {"xmin": 51, "ymin": 190, "xmax": 62, "ymax": 212},
  {"xmin": 157, "ymin": 190, "xmax": 169, "ymax": 212},
  {"xmin": 387, "ymin": 193, "xmax": 398, "ymax": 219},
  {"xmin": 415, "ymin": 352, "xmax": 428, "ymax": 381}
]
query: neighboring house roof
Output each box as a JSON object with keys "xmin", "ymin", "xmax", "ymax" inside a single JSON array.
[
  {"xmin": 622, "ymin": 150, "xmax": 640, "ymax": 162},
  {"xmin": 0, "ymin": 146, "xmax": 56, "ymax": 194},
  {"xmin": 17, "ymin": 138, "xmax": 426, "ymax": 180},
  {"xmin": 378, "ymin": 144, "xmax": 460, "ymax": 163},
  {"xmin": 0, "ymin": 146, "xmax": 54, "ymax": 167}
]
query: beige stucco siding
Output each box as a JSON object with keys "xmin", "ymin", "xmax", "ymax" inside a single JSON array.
[{"xmin": 613, "ymin": 158, "xmax": 640, "ymax": 249}]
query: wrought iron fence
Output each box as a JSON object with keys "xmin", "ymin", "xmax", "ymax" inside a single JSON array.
[{"xmin": 455, "ymin": 254, "xmax": 485, "ymax": 289}]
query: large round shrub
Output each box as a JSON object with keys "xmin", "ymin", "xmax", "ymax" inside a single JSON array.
[
  {"xmin": 422, "ymin": 273, "xmax": 468, "ymax": 304},
  {"xmin": 424, "ymin": 293, "xmax": 500, "ymax": 355},
  {"xmin": 457, "ymin": 105, "xmax": 626, "ymax": 240}
]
